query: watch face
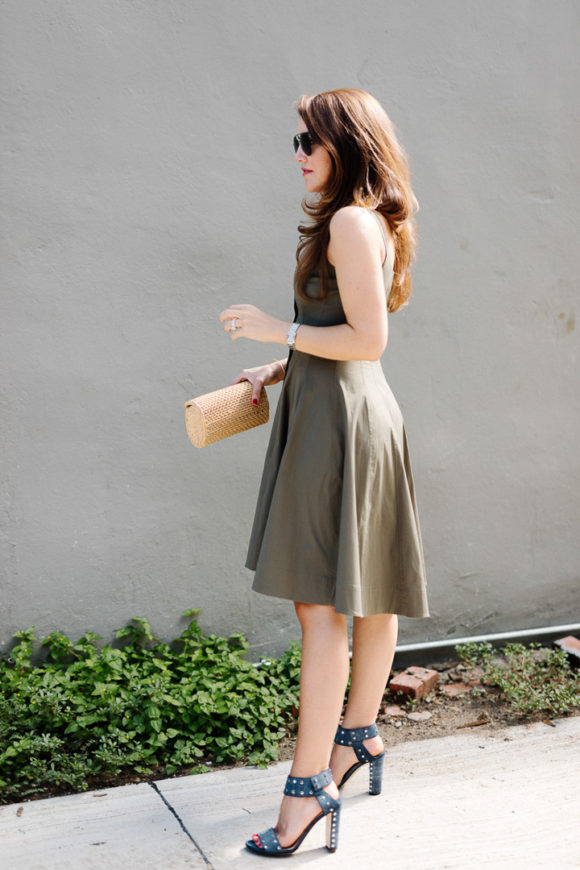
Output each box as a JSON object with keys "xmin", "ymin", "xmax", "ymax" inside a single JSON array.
[{"xmin": 287, "ymin": 323, "xmax": 300, "ymax": 347}]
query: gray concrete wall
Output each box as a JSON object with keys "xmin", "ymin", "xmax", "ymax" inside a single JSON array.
[{"xmin": 2, "ymin": 0, "xmax": 579, "ymax": 657}]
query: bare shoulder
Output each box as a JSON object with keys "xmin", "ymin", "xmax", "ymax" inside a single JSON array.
[
  {"xmin": 328, "ymin": 206, "xmax": 384, "ymax": 264},
  {"xmin": 329, "ymin": 205, "xmax": 377, "ymax": 237}
]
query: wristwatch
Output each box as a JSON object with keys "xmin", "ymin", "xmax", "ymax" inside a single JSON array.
[{"xmin": 287, "ymin": 322, "xmax": 301, "ymax": 349}]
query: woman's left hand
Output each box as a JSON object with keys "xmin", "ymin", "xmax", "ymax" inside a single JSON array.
[{"xmin": 219, "ymin": 304, "xmax": 287, "ymax": 344}]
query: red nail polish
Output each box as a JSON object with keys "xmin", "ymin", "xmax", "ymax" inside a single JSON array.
[{"xmin": 252, "ymin": 399, "xmax": 258, "ymax": 405}]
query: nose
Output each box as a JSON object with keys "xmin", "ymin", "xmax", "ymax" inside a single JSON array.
[{"xmin": 294, "ymin": 145, "xmax": 307, "ymax": 162}]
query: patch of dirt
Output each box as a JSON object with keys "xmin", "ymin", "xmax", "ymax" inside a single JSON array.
[{"xmin": 275, "ymin": 659, "xmax": 579, "ymax": 761}]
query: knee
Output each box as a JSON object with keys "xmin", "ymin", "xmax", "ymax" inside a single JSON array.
[
  {"xmin": 294, "ymin": 601, "xmax": 315, "ymax": 627},
  {"xmin": 294, "ymin": 601, "xmax": 345, "ymax": 631}
]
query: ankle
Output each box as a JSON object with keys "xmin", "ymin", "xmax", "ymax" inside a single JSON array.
[
  {"xmin": 289, "ymin": 763, "xmax": 331, "ymax": 779},
  {"xmin": 339, "ymin": 717, "xmax": 377, "ymax": 730}
]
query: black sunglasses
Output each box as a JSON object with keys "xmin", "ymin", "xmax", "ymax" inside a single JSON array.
[{"xmin": 293, "ymin": 132, "xmax": 316, "ymax": 156}]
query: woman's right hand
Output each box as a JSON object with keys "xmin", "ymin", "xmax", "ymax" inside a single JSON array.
[{"xmin": 231, "ymin": 361, "xmax": 286, "ymax": 404}]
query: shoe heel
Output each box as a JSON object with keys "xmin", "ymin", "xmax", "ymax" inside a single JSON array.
[
  {"xmin": 325, "ymin": 804, "xmax": 341, "ymax": 852},
  {"xmin": 369, "ymin": 752, "xmax": 385, "ymax": 795}
]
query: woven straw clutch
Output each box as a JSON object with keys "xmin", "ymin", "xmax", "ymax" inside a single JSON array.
[{"xmin": 185, "ymin": 381, "xmax": 269, "ymax": 448}]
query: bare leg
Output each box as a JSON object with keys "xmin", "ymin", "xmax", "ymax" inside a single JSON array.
[
  {"xmin": 330, "ymin": 613, "xmax": 398, "ymax": 786},
  {"xmin": 251, "ymin": 602, "xmax": 349, "ymax": 849}
]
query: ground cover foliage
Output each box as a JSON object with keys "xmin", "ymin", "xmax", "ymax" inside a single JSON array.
[
  {"xmin": 456, "ymin": 641, "xmax": 580, "ymax": 715},
  {"xmin": 0, "ymin": 610, "xmax": 300, "ymax": 804}
]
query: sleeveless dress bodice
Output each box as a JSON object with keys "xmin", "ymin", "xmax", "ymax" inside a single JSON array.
[{"xmin": 245, "ymin": 214, "xmax": 429, "ymax": 618}]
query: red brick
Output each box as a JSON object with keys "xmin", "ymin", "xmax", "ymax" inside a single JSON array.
[
  {"xmin": 406, "ymin": 666, "xmax": 439, "ymax": 692},
  {"xmin": 554, "ymin": 635, "xmax": 580, "ymax": 653},
  {"xmin": 389, "ymin": 666, "xmax": 439, "ymax": 699},
  {"xmin": 553, "ymin": 635, "xmax": 580, "ymax": 666},
  {"xmin": 440, "ymin": 683, "xmax": 472, "ymax": 697},
  {"xmin": 383, "ymin": 704, "xmax": 406, "ymax": 717},
  {"xmin": 389, "ymin": 673, "xmax": 423, "ymax": 696}
]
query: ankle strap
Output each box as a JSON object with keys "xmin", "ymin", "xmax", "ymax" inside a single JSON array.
[
  {"xmin": 335, "ymin": 724, "xmax": 379, "ymax": 764},
  {"xmin": 284, "ymin": 767, "xmax": 333, "ymax": 797},
  {"xmin": 283, "ymin": 767, "xmax": 339, "ymax": 814},
  {"xmin": 335, "ymin": 723, "xmax": 378, "ymax": 746}
]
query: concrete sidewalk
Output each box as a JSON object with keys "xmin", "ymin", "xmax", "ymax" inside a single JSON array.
[{"xmin": 1, "ymin": 717, "xmax": 579, "ymax": 870}]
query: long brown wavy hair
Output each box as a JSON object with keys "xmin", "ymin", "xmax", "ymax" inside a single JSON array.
[{"xmin": 294, "ymin": 89, "xmax": 418, "ymax": 312}]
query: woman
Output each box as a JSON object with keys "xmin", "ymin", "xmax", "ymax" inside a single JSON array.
[{"xmin": 219, "ymin": 88, "xmax": 429, "ymax": 857}]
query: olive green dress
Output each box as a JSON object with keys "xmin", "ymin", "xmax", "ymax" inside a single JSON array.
[{"xmin": 245, "ymin": 213, "xmax": 429, "ymax": 618}]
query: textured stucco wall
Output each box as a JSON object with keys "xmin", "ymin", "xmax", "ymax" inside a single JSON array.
[{"xmin": 1, "ymin": 0, "xmax": 579, "ymax": 656}]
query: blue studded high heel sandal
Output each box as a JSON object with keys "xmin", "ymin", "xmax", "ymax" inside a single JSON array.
[
  {"xmin": 334, "ymin": 723, "xmax": 385, "ymax": 795},
  {"xmin": 245, "ymin": 767, "xmax": 341, "ymax": 856}
]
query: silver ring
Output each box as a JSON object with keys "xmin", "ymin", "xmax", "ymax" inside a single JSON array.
[{"xmin": 230, "ymin": 317, "xmax": 239, "ymax": 333}]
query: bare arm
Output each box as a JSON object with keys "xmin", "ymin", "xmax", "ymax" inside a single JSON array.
[
  {"xmin": 293, "ymin": 206, "xmax": 389, "ymax": 360},
  {"xmin": 219, "ymin": 206, "xmax": 389, "ymax": 362}
]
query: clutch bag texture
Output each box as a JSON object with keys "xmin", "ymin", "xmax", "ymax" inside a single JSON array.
[{"xmin": 185, "ymin": 381, "xmax": 269, "ymax": 448}]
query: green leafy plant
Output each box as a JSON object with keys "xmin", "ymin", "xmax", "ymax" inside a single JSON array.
[
  {"xmin": 0, "ymin": 610, "xmax": 301, "ymax": 804},
  {"xmin": 455, "ymin": 641, "xmax": 580, "ymax": 716}
]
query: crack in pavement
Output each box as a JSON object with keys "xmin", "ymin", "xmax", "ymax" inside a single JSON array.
[{"xmin": 149, "ymin": 781, "xmax": 213, "ymax": 868}]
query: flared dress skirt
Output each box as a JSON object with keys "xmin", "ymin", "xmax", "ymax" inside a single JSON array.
[{"xmin": 245, "ymin": 262, "xmax": 429, "ymax": 618}]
